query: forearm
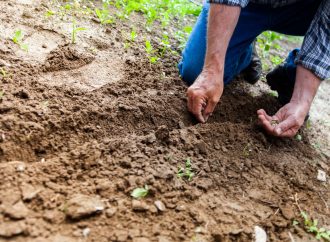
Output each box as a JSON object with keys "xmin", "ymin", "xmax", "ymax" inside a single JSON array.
[
  {"xmin": 203, "ymin": 4, "xmax": 241, "ymax": 75},
  {"xmin": 291, "ymin": 65, "xmax": 321, "ymax": 107}
]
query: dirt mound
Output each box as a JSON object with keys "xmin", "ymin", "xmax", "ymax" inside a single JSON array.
[{"xmin": 0, "ymin": 0, "xmax": 329, "ymax": 242}]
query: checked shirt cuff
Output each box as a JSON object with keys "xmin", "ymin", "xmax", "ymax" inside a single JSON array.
[{"xmin": 207, "ymin": 0, "xmax": 249, "ymax": 8}]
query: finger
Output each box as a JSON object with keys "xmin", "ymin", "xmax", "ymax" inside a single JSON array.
[
  {"xmin": 191, "ymin": 96, "xmax": 205, "ymax": 123},
  {"xmin": 259, "ymin": 116, "xmax": 276, "ymax": 135},
  {"xmin": 202, "ymin": 99, "xmax": 218, "ymax": 122},
  {"xmin": 257, "ymin": 109, "xmax": 272, "ymax": 122},
  {"xmin": 274, "ymin": 117, "xmax": 298, "ymax": 137}
]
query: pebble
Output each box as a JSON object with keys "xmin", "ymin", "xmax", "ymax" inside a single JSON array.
[
  {"xmin": 21, "ymin": 183, "xmax": 41, "ymax": 201},
  {"xmin": 105, "ymin": 207, "xmax": 117, "ymax": 218},
  {"xmin": 65, "ymin": 194, "xmax": 104, "ymax": 220},
  {"xmin": 133, "ymin": 237, "xmax": 151, "ymax": 242},
  {"xmin": 317, "ymin": 169, "xmax": 327, "ymax": 182},
  {"xmin": 16, "ymin": 162, "xmax": 25, "ymax": 172},
  {"xmin": 154, "ymin": 200, "xmax": 166, "ymax": 212},
  {"xmin": 0, "ymin": 222, "xmax": 26, "ymax": 238},
  {"xmin": 254, "ymin": 226, "xmax": 267, "ymax": 242},
  {"xmin": 82, "ymin": 227, "xmax": 90, "ymax": 237},
  {"xmin": 132, "ymin": 200, "xmax": 149, "ymax": 212},
  {"xmin": 3, "ymin": 201, "xmax": 29, "ymax": 219}
]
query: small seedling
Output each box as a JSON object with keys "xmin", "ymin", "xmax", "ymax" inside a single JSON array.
[
  {"xmin": 12, "ymin": 30, "xmax": 28, "ymax": 51},
  {"xmin": 71, "ymin": 20, "xmax": 87, "ymax": 44},
  {"xmin": 295, "ymin": 134, "xmax": 302, "ymax": 141},
  {"xmin": 0, "ymin": 90, "xmax": 4, "ymax": 100},
  {"xmin": 95, "ymin": 4, "xmax": 113, "ymax": 24},
  {"xmin": 300, "ymin": 211, "xmax": 330, "ymax": 241},
  {"xmin": 145, "ymin": 40, "xmax": 158, "ymax": 64},
  {"xmin": 45, "ymin": 10, "xmax": 55, "ymax": 17},
  {"xmin": 0, "ymin": 68, "xmax": 7, "ymax": 78},
  {"xmin": 269, "ymin": 90, "xmax": 278, "ymax": 97},
  {"xmin": 177, "ymin": 158, "xmax": 194, "ymax": 181},
  {"xmin": 130, "ymin": 30, "xmax": 137, "ymax": 42},
  {"xmin": 131, "ymin": 185, "xmax": 149, "ymax": 199}
]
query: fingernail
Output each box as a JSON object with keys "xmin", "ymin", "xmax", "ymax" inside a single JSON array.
[{"xmin": 275, "ymin": 127, "xmax": 282, "ymax": 135}]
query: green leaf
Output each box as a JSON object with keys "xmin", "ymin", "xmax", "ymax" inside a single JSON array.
[{"xmin": 131, "ymin": 186, "xmax": 149, "ymax": 199}]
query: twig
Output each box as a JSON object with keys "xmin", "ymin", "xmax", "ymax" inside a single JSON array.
[
  {"xmin": 288, "ymin": 232, "xmax": 296, "ymax": 242},
  {"xmin": 317, "ymin": 191, "xmax": 329, "ymax": 211}
]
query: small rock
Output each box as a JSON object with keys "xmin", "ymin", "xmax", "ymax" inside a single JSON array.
[
  {"xmin": 105, "ymin": 207, "xmax": 117, "ymax": 218},
  {"xmin": 16, "ymin": 162, "xmax": 25, "ymax": 172},
  {"xmin": 0, "ymin": 221, "xmax": 26, "ymax": 238},
  {"xmin": 280, "ymin": 204, "xmax": 295, "ymax": 220},
  {"xmin": 42, "ymin": 44, "xmax": 47, "ymax": 48},
  {"xmin": 317, "ymin": 170, "xmax": 327, "ymax": 182},
  {"xmin": 3, "ymin": 201, "xmax": 29, "ymax": 219},
  {"xmin": 115, "ymin": 230, "xmax": 128, "ymax": 242},
  {"xmin": 254, "ymin": 226, "xmax": 267, "ymax": 242},
  {"xmin": 143, "ymin": 133, "xmax": 157, "ymax": 144},
  {"xmin": 132, "ymin": 200, "xmax": 149, "ymax": 212},
  {"xmin": 82, "ymin": 227, "xmax": 90, "ymax": 237},
  {"xmin": 133, "ymin": 237, "xmax": 151, "ymax": 242},
  {"xmin": 154, "ymin": 200, "xmax": 166, "ymax": 212},
  {"xmin": 65, "ymin": 194, "xmax": 104, "ymax": 220},
  {"xmin": 21, "ymin": 183, "xmax": 41, "ymax": 201},
  {"xmin": 196, "ymin": 141, "xmax": 207, "ymax": 155},
  {"xmin": 158, "ymin": 236, "xmax": 171, "ymax": 242},
  {"xmin": 175, "ymin": 204, "xmax": 186, "ymax": 212}
]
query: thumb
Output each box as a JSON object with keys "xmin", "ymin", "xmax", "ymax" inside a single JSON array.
[{"xmin": 274, "ymin": 117, "xmax": 295, "ymax": 136}]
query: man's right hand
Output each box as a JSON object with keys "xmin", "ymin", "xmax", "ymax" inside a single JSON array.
[{"xmin": 187, "ymin": 69, "xmax": 223, "ymax": 123}]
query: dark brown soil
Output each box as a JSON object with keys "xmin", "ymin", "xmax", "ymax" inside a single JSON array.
[{"xmin": 0, "ymin": 1, "xmax": 329, "ymax": 242}]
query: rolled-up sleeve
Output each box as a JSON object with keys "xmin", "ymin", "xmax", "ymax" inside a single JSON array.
[
  {"xmin": 295, "ymin": 0, "xmax": 330, "ymax": 80},
  {"xmin": 207, "ymin": 0, "xmax": 249, "ymax": 8}
]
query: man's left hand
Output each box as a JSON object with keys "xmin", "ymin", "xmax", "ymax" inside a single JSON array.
[{"xmin": 257, "ymin": 101, "xmax": 310, "ymax": 137}]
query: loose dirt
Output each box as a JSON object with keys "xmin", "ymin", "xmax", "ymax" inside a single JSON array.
[{"xmin": 0, "ymin": 1, "xmax": 329, "ymax": 242}]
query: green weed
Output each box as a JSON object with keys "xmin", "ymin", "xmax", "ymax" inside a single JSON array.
[
  {"xmin": 145, "ymin": 40, "xmax": 158, "ymax": 64},
  {"xmin": 130, "ymin": 30, "xmax": 137, "ymax": 42},
  {"xmin": 0, "ymin": 68, "xmax": 7, "ymax": 78},
  {"xmin": 95, "ymin": 3, "xmax": 114, "ymax": 24},
  {"xmin": 131, "ymin": 185, "xmax": 149, "ymax": 199},
  {"xmin": 71, "ymin": 20, "xmax": 87, "ymax": 44},
  {"xmin": 300, "ymin": 212, "xmax": 330, "ymax": 241},
  {"xmin": 257, "ymin": 31, "xmax": 282, "ymax": 53},
  {"xmin": 12, "ymin": 30, "xmax": 28, "ymax": 51},
  {"xmin": 177, "ymin": 158, "xmax": 194, "ymax": 181}
]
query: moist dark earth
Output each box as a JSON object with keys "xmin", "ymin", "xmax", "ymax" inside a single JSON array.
[{"xmin": 0, "ymin": 0, "xmax": 329, "ymax": 242}]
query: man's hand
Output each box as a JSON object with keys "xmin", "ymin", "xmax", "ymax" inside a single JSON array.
[
  {"xmin": 187, "ymin": 70, "xmax": 223, "ymax": 123},
  {"xmin": 257, "ymin": 101, "xmax": 309, "ymax": 137},
  {"xmin": 186, "ymin": 4, "xmax": 241, "ymax": 123},
  {"xmin": 258, "ymin": 65, "xmax": 321, "ymax": 137}
]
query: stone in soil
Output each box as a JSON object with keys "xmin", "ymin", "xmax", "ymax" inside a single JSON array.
[
  {"xmin": 254, "ymin": 226, "xmax": 267, "ymax": 242},
  {"xmin": 3, "ymin": 201, "xmax": 29, "ymax": 219},
  {"xmin": 0, "ymin": 221, "xmax": 26, "ymax": 238},
  {"xmin": 132, "ymin": 200, "xmax": 149, "ymax": 212},
  {"xmin": 154, "ymin": 200, "xmax": 166, "ymax": 212},
  {"xmin": 65, "ymin": 194, "xmax": 104, "ymax": 220},
  {"xmin": 20, "ymin": 183, "xmax": 41, "ymax": 201}
]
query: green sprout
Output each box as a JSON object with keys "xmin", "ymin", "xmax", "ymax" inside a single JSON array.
[
  {"xmin": 131, "ymin": 185, "xmax": 149, "ymax": 199},
  {"xmin": 12, "ymin": 30, "xmax": 28, "ymax": 51},
  {"xmin": 130, "ymin": 30, "xmax": 137, "ymax": 42},
  {"xmin": 295, "ymin": 134, "xmax": 302, "ymax": 141},
  {"xmin": 0, "ymin": 68, "xmax": 7, "ymax": 78},
  {"xmin": 177, "ymin": 158, "xmax": 194, "ymax": 181},
  {"xmin": 145, "ymin": 40, "xmax": 158, "ymax": 64},
  {"xmin": 95, "ymin": 3, "xmax": 114, "ymax": 24},
  {"xmin": 299, "ymin": 212, "xmax": 330, "ymax": 241},
  {"xmin": 71, "ymin": 20, "xmax": 87, "ymax": 44}
]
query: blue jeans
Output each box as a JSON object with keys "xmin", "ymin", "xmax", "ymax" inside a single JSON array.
[{"xmin": 178, "ymin": 0, "xmax": 321, "ymax": 86}]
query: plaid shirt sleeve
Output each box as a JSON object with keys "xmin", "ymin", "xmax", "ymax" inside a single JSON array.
[
  {"xmin": 207, "ymin": 0, "xmax": 249, "ymax": 8},
  {"xmin": 295, "ymin": 0, "xmax": 330, "ymax": 80}
]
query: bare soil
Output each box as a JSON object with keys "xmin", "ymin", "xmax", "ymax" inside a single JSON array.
[{"xmin": 0, "ymin": 1, "xmax": 329, "ymax": 242}]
